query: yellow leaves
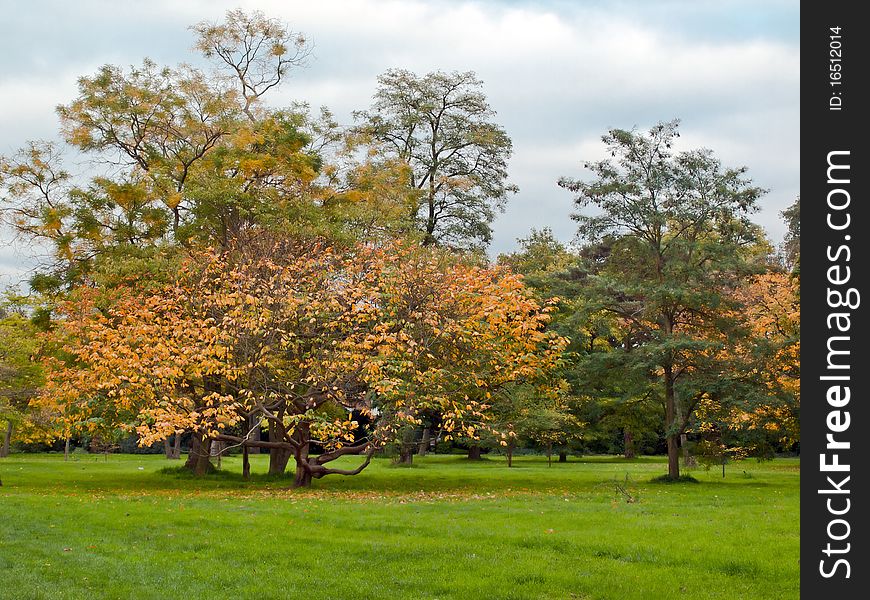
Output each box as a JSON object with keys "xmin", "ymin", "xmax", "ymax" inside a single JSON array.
[
  {"xmin": 40, "ymin": 236, "xmax": 566, "ymax": 452},
  {"xmin": 68, "ymin": 125, "xmax": 95, "ymax": 148},
  {"xmin": 165, "ymin": 192, "xmax": 183, "ymax": 210}
]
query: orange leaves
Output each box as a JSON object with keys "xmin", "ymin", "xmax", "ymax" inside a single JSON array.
[{"xmin": 39, "ymin": 235, "xmax": 566, "ymax": 454}]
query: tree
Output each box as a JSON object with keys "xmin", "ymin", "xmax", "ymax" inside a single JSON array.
[
  {"xmin": 488, "ymin": 384, "xmax": 579, "ymax": 467},
  {"xmin": 559, "ymin": 120, "xmax": 766, "ymax": 479},
  {"xmin": 355, "ymin": 69, "xmax": 517, "ymax": 250},
  {"xmin": 780, "ymin": 196, "xmax": 799, "ymax": 276},
  {"xmin": 0, "ymin": 294, "xmax": 47, "ymax": 457},
  {"xmin": 192, "ymin": 9, "xmax": 311, "ymax": 122},
  {"xmin": 693, "ymin": 270, "xmax": 800, "ymax": 458},
  {"xmin": 40, "ymin": 236, "xmax": 565, "ymax": 485}
]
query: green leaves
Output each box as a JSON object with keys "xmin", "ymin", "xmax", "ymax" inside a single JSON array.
[{"xmin": 355, "ymin": 69, "xmax": 516, "ymax": 250}]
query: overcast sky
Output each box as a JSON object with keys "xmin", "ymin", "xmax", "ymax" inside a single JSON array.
[{"xmin": 0, "ymin": 0, "xmax": 799, "ymax": 288}]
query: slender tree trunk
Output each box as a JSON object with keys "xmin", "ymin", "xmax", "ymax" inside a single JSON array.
[
  {"xmin": 1, "ymin": 422, "xmax": 12, "ymax": 457},
  {"xmin": 423, "ymin": 173, "xmax": 437, "ymax": 245},
  {"xmin": 211, "ymin": 440, "xmax": 222, "ymax": 469},
  {"xmin": 165, "ymin": 434, "xmax": 182, "ymax": 459},
  {"xmin": 172, "ymin": 433, "xmax": 182, "ymax": 459},
  {"xmin": 242, "ymin": 445, "xmax": 250, "ymax": 480},
  {"xmin": 547, "ymin": 442, "xmax": 552, "ymax": 467},
  {"xmin": 64, "ymin": 437, "xmax": 70, "ymax": 461},
  {"xmin": 418, "ymin": 427, "xmax": 431, "ymax": 456},
  {"xmin": 664, "ymin": 365, "xmax": 680, "ymax": 479},
  {"xmin": 467, "ymin": 445, "xmax": 482, "ymax": 460},
  {"xmin": 624, "ymin": 429, "xmax": 636, "ymax": 459},
  {"xmin": 558, "ymin": 451, "xmax": 567, "ymax": 463},
  {"xmin": 506, "ymin": 444, "xmax": 514, "ymax": 468}
]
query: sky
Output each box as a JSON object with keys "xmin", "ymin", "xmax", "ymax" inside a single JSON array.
[{"xmin": 0, "ymin": 0, "xmax": 799, "ymax": 288}]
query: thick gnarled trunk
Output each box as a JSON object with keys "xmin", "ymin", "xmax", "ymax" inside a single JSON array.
[{"xmin": 268, "ymin": 420, "xmax": 293, "ymax": 476}]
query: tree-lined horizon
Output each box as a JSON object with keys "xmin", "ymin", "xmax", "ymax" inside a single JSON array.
[{"xmin": 0, "ymin": 10, "xmax": 799, "ymax": 485}]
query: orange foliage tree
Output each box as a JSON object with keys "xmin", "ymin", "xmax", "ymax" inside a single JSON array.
[
  {"xmin": 39, "ymin": 236, "xmax": 566, "ymax": 485},
  {"xmin": 692, "ymin": 270, "xmax": 800, "ymax": 460}
]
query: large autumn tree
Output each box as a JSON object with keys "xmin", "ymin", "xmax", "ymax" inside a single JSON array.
[
  {"xmin": 0, "ymin": 10, "xmax": 413, "ymax": 297},
  {"xmin": 39, "ymin": 235, "xmax": 566, "ymax": 484},
  {"xmin": 559, "ymin": 120, "xmax": 766, "ymax": 479}
]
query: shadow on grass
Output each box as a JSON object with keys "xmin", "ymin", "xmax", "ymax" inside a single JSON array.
[
  {"xmin": 649, "ymin": 474, "xmax": 699, "ymax": 484},
  {"xmin": 158, "ymin": 465, "xmax": 297, "ymax": 485}
]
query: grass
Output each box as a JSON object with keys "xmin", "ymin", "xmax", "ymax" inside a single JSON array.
[{"xmin": 0, "ymin": 452, "xmax": 799, "ymax": 600}]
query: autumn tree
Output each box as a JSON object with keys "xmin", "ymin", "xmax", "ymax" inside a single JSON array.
[
  {"xmin": 559, "ymin": 120, "xmax": 766, "ymax": 479},
  {"xmin": 40, "ymin": 235, "xmax": 565, "ymax": 484},
  {"xmin": 693, "ymin": 269, "xmax": 800, "ymax": 460},
  {"xmin": 0, "ymin": 10, "xmax": 414, "ymax": 300},
  {"xmin": 355, "ymin": 69, "xmax": 517, "ymax": 250},
  {"xmin": 192, "ymin": 9, "xmax": 311, "ymax": 122}
]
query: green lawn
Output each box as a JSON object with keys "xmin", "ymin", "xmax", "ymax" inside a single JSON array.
[{"xmin": 0, "ymin": 453, "xmax": 799, "ymax": 600}]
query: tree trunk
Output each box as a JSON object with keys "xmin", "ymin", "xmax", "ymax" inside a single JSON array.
[
  {"xmin": 163, "ymin": 438, "xmax": 173, "ymax": 459},
  {"xmin": 242, "ymin": 445, "xmax": 250, "ymax": 480},
  {"xmin": 398, "ymin": 444, "xmax": 414, "ymax": 465},
  {"xmin": 185, "ymin": 432, "xmax": 213, "ymax": 475},
  {"xmin": 292, "ymin": 424, "xmax": 312, "ymax": 487},
  {"xmin": 64, "ymin": 437, "xmax": 70, "ymax": 461},
  {"xmin": 664, "ymin": 366, "xmax": 680, "ymax": 479},
  {"xmin": 506, "ymin": 445, "xmax": 514, "ymax": 468},
  {"xmin": 211, "ymin": 440, "xmax": 223, "ymax": 469},
  {"xmin": 268, "ymin": 420, "xmax": 293, "ymax": 476},
  {"xmin": 558, "ymin": 451, "xmax": 567, "ymax": 463},
  {"xmin": 172, "ymin": 433, "xmax": 182, "ymax": 459},
  {"xmin": 397, "ymin": 428, "xmax": 415, "ymax": 465},
  {"xmin": 248, "ymin": 415, "xmax": 261, "ymax": 454},
  {"xmin": 417, "ymin": 427, "xmax": 431, "ymax": 456},
  {"xmin": 624, "ymin": 429, "xmax": 636, "ymax": 459},
  {"xmin": 294, "ymin": 463, "xmax": 313, "ymax": 487},
  {"xmin": 547, "ymin": 442, "xmax": 552, "ymax": 467},
  {"xmin": 1, "ymin": 422, "xmax": 12, "ymax": 457},
  {"xmin": 467, "ymin": 445, "xmax": 482, "ymax": 460}
]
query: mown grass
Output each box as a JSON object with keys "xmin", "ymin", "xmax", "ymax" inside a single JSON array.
[{"xmin": 0, "ymin": 453, "xmax": 799, "ymax": 599}]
